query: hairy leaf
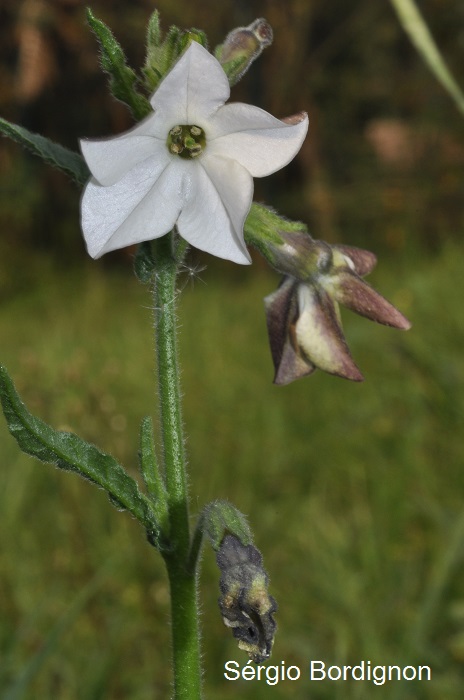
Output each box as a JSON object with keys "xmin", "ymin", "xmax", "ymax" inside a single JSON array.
[
  {"xmin": 0, "ymin": 366, "xmax": 158, "ymax": 533},
  {"xmin": 139, "ymin": 416, "xmax": 169, "ymax": 540},
  {"xmin": 0, "ymin": 117, "xmax": 89, "ymax": 185},
  {"xmin": 86, "ymin": 9, "xmax": 151, "ymax": 120}
]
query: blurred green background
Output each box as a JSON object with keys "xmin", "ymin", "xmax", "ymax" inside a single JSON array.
[{"xmin": 1, "ymin": 1, "xmax": 464, "ymax": 698}]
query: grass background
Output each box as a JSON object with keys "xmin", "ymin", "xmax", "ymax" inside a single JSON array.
[{"xmin": 1, "ymin": 241, "xmax": 464, "ymax": 699}]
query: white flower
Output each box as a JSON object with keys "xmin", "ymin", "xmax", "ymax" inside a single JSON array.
[{"xmin": 80, "ymin": 42, "xmax": 308, "ymax": 263}]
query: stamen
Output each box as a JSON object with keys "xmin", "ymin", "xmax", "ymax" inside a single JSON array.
[{"xmin": 167, "ymin": 124, "xmax": 206, "ymax": 159}]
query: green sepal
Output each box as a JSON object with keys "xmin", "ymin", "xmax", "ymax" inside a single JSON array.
[
  {"xmin": 146, "ymin": 9, "xmax": 162, "ymax": 49},
  {"xmin": 217, "ymin": 55, "xmax": 250, "ymax": 87},
  {"xmin": 244, "ymin": 202, "xmax": 308, "ymax": 264},
  {"xmin": 0, "ymin": 365, "xmax": 159, "ymax": 534},
  {"xmin": 0, "ymin": 117, "xmax": 89, "ymax": 186},
  {"xmin": 144, "ymin": 23, "xmax": 183, "ymax": 93},
  {"xmin": 178, "ymin": 29, "xmax": 208, "ymax": 53},
  {"xmin": 201, "ymin": 500, "xmax": 253, "ymax": 550},
  {"xmin": 138, "ymin": 416, "xmax": 169, "ymax": 544},
  {"xmin": 133, "ymin": 241, "xmax": 157, "ymax": 283},
  {"xmin": 86, "ymin": 8, "xmax": 152, "ymax": 121},
  {"xmin": 188, "ymin": 500, "xmax": 253, "ymax": 572},
  {"xmin": 143, "ymin": 11, "xmax": 208, "ymax": 94}
]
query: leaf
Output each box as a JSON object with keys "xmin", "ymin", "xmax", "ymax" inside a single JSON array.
[
  {"xmin": 0, "ymin": 117, "xmax": 89, "ymax": 185},
  {"xmin": 86, "ymin": 8, "xmax": 152, "ymax": 121},
  {"xmin": 139, "ymin": 416, "xmax": 169, "ymax": 540},
  {"xmin": 0, "ymin": 366, "xmax": 158, "ymax": 533},
  {"xmin": 390, "ymin": 0, "xmax": 464, "ymax": 116}
]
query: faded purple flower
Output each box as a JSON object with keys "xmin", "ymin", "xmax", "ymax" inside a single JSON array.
[{"xmin": 264, "ymin": 233, "xmax": 411, "ymax": 384}]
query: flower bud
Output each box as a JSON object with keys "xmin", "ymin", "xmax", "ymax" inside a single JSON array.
[
  {"xmin": 216, "ymin": 535, "xmax": 277, "ymax": 663},
  {"xmin": 215, "ymin": 19, "xmax": 273, "ymax": 85}
]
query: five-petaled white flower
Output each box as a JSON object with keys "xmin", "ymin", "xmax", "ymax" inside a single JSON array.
[{"xmin": 80, "ymin": 41, "xmax": 308, "ymax": 263}]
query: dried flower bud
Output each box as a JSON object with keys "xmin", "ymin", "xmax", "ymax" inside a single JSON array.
[{"xmin": 217, "ymin": 535, "xmax": 277, "ymax": 663}]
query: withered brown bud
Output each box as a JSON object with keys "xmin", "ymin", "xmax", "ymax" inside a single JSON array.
[{"xmin": 216, "ymin": 535, "xmax": 277, "ymax": 663}]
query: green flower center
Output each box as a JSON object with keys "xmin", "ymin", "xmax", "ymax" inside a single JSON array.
[{"xmin": 167, "ymin": 125, "xmax": 206, "ymax": 159}]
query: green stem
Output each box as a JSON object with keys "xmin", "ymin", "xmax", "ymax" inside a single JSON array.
[{"xmin": 152, "ymin": 234, "xmax": 202, "ymax": 699}]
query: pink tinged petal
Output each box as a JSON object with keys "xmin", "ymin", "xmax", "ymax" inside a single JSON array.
[
  {"xmin": 264, "ymin": 279, "xmax": 315, "ymax": 385},
  {"xmin": 332, "ymin": 244, "xmax": 377, "ymax": 277},
  {"xmin": 207, "ymin": 103, "xmax": 308, "ymax": 176},
  {"xmin": 79, "ymin": 114, "xmax": 163, "ymax": 186},
  {"xmin": 329, "ymin": 272, "xmax": 412, "ymax": 330},
  {"xmin": 296, "ymin": 285, "xmax": 364, "ymax": 381},
  {"xmin": 80, "ymin": 155, "xmax": 186, "ymax": 258},
  {"xmin": 149, "ymin": 42, "xmax": 230, "ymax": 127},
  {"xmin": 177, "ymin": 154, "xmax": 252, "ymax": 264}
]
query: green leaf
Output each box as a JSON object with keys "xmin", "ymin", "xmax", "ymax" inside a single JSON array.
[
  {"xmin": 0, "ymin": 116, "xmax": 89, "ymax": 185},
  {"xmin": 390, "ymin": 0, "xmax": 464, "ymax": 116},
  {"xmin": 0, "ymin": 365, "xmax": 158, "ymax": 533},
  {"xmin": 86, "ymin": 8, "xmax": 152, "ymax": 121},
  {"xmin": 139, "ymin": 416, "xmax": 169, "ymax": 538}
]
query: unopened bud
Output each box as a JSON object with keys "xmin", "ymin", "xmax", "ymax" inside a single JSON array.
[{"xmin": 215, "ymin": 19, "xmax": 273, "ymax": 86}]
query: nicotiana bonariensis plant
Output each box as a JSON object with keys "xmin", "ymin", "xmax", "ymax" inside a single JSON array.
[{"xmin": 0, "ymin": 9, "xmax": 414, "ymax": 699}]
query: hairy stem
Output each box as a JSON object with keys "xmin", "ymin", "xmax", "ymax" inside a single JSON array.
[{"xmin": 152, "ymin": 234, "xmax": 202, "ymax": 699}]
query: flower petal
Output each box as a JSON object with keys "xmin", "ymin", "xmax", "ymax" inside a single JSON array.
[
  {"xmin": 327, "ymin": 272, "xmax": 412, "ymax": 330},
  {"xmin": 150, "ymin": 42, "xmax": 230, "ymax": 127},
  {"xmin": 81, "ymin": 155, "xmax": 188, "ymax": 258},
  {"xmin": 296, "ymin": 284, "xmax": 364, "ymax": 381},
  {"xmin": 264, "ymin": 278, "xmax": 315, "ymax": 385},
  {"xmin": 332, "ymin": 244, "xmax": 377, "ymax": 277},
  {"xmin": 177, "ymin": 154, "xmax": 252, "ymax": 264},
  {"xmin": 207, "ymin": 103, "xmax": 308, "ymax": 176},
  {"xmin": 80, "ymin": 116, "xmax": 164, "ymax": 186}
]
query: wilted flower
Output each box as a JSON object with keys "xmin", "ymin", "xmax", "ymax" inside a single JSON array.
[
  {"xmin": 264, "ymin": 232, "xmax": 411, "ymax": 384},
  {"xmin": 80, "ymin": 41, "xmax": 307, "ymax": 263},
  {"xmin": 216, "ymin": 534, "xmax": 277, "ymax": 663}
]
